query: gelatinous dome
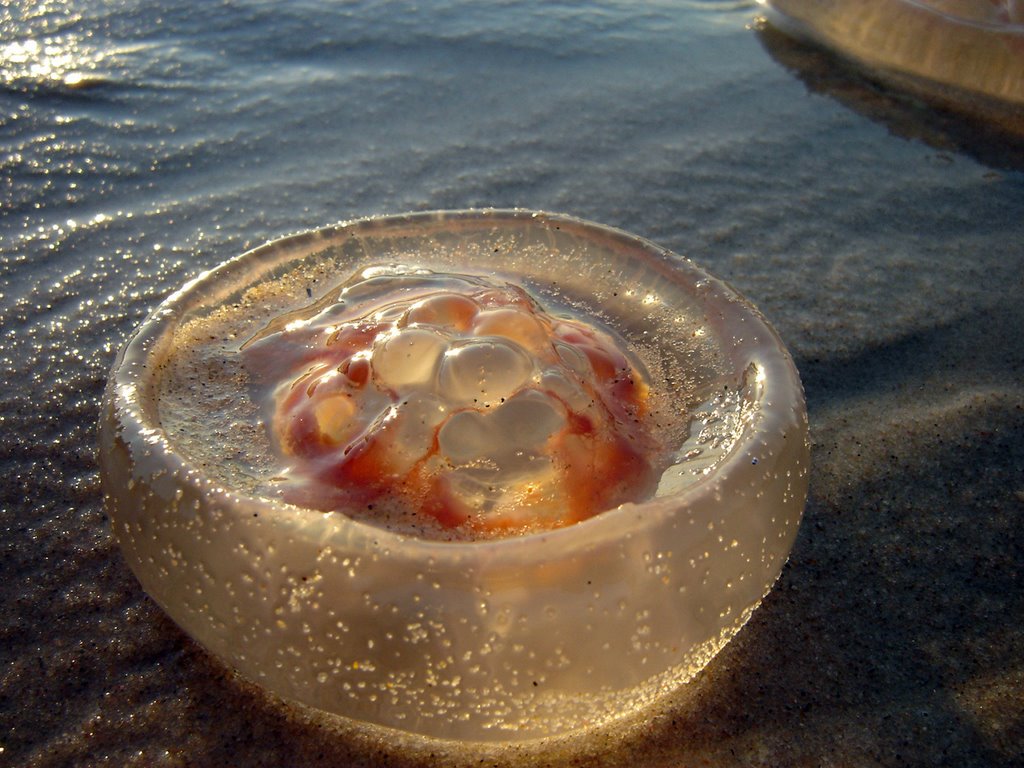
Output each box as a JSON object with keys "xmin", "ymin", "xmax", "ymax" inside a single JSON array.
[
  {"xmin": 99, "ymin": 210, "xmax": 809, "ymax": 742},
  {"xmin": 241, "ymin": 268, "xmax": 659, "ymax": 539}
]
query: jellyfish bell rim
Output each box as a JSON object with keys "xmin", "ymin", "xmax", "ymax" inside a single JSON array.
[
  {"xmin": 760, "ymin": 0, "xmax": 1024, "ymax": 33},
  {"xmin": 902, "ymin": 0, "xmax": 1024, "ymax": 32},
  {"xmin": 105, "ymin": 208, "xmax": 806, "ymax": 563}
]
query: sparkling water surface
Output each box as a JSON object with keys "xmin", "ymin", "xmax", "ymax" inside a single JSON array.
[{"xmin": 2, "ymin": 1, "xmax": 1023, "ymax": 766}]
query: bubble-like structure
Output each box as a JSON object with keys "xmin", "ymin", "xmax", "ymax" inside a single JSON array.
[
  {"xmin": 241, "ymin": 269, "xmax": 658, "ymax": 539},
  {"xmin": 99, "ymin": 210, "xmax": 809, "ymax": 742},
  {"xmin": 760, "ymin": 0, "xmax": 1024, "ymax": 115}
]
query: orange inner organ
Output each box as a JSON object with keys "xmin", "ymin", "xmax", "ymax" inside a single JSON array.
[{"xmin": 243, "ymin": 271, "xmax": 659, "ymax": 537}]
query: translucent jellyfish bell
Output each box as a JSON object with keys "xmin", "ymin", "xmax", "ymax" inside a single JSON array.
[
  {"xmin": 99, "ymin": 210, "xmax": 809, "ymax": 742},
  {"xmin": 759, "ymin": 1, "xmax": 1024, "ymax": 116}
]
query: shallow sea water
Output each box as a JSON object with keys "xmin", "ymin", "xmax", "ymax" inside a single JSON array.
[{"xmin": 2, "ymin": 1, "xmax": 1023, "ymax": 766}]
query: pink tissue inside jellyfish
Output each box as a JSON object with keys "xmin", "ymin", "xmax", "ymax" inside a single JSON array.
[{"xmin": 242, "ymin": 269, "xmax": 661, "ymax": 539}]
